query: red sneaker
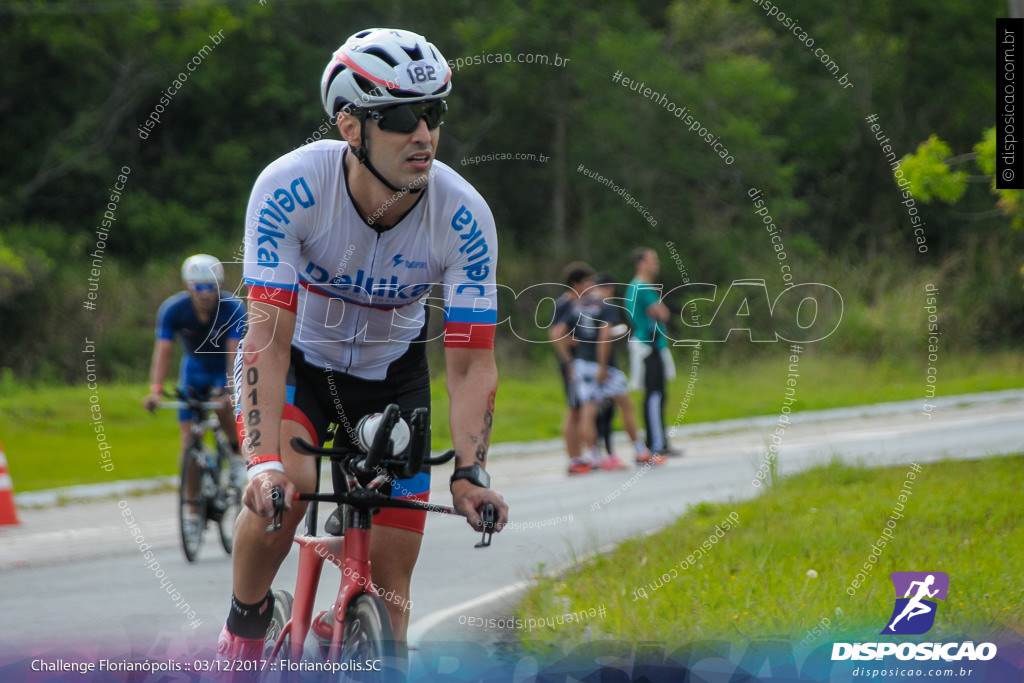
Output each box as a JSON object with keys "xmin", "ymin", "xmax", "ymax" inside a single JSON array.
[
  {"xmin": 216, "ymin": 625, "xmax": 264, "ymax": 663},
  {"xmin": 636, "ymin": 450, "xmax": 666, "ymax": 466},
  {"xmin": 599, "ymin": 454, "xmax": 629, "ymax": 470},
  {"xmin": 568, "ymin": 458, "xmax": 592, "ymax": 475}
]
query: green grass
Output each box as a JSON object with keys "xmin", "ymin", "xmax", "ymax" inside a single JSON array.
[
  {"xmin": 516, "ymin": 455, "xmax": 1024, "ymax": 649},
  {"xmin": 2, "ymin": 350, "xmax": 1023, "ymax": 492}
]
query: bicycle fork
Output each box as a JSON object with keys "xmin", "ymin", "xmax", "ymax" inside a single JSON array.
[{"xmin": 268, "ymin": 529, "xmax": 375, "ymax": 662}]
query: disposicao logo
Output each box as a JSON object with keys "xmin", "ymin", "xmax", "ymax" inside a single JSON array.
[
  {"xmin": 832, "ymin": 572, "xmax": 997, "ymax": 662},
  {"xmin": 882, "ymin": 571, "xmax": 948, "ymax": 635}
]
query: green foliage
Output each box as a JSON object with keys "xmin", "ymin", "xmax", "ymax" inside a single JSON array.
[
  {"xmin": 974, "ymin": 127, "xmax": 1024, "ymax": 228},
  {"xmin": 0, "ymin": 236, "xmax": 44, "ymax": 305},
  {"xmin": 0, "ymin": 0, "xmax": 1021, "ymax": 380},
  {"xmin": 900, "ymin": 136, "xmax": 968, "ymax": 203}
]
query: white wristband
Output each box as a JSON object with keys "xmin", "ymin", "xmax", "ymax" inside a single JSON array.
[{"xmin": 246, "ymin": 461, "xmax": 286, "ymax": 481}]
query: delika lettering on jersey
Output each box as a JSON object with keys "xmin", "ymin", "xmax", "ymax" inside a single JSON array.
[
  {"xmin": 256, "ymin": 176, "xmax": 316, "ymax": 266},
  {"xmin": 451, "ymin": 205, "xmax": 491, "ymax": 281},
  {"xmin": 832, "ymin": 571, "xmax": 997, "ymax": 663},
  {"xmin": 303, "ymin": 262, "xmax": 433, "ymax": 302}
]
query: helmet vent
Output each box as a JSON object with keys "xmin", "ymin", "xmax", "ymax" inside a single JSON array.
[
  {"xmin": 353, "ymin": 73, "xmax": 377, "ymax": 95},
  {"xmin": 361, "ymin": 47, "xmax": 398, "ymax": 67}
]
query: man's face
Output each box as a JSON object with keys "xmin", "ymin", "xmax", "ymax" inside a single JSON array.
[
  {"xmin": 573, "ymin": 276, "xmax": 596, "ymax": 297},
  {"xmin": 640, "ymin": 251, "xmax": 660, "ymax": 277},
  {"xmin": 188, "ymin": 283, "xmax": 219, "ymax": 313},
  {"xmin": 364, "ymin": 105, "xmax": 442, "ymax": 191}
]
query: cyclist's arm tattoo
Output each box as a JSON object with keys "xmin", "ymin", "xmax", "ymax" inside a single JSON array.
[
  {"xmin": 474, "ymin": 390, "xmax": 495, "ymax": 465},
  {"xmin": 467, "ymin": 402, "xmax": 493, "ymax": 465}
]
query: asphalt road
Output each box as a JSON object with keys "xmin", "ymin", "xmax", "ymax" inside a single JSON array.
[{"xmin": 1, "ymin": 390, "xmax": 1021, "ymax": 663}]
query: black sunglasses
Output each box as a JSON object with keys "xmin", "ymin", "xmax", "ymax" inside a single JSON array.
[{"xmin": 365, "ymin": 100, "xmax": 447, "ymax": 134}]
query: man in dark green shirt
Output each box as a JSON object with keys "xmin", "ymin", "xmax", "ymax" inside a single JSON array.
[{"xmin": 625, "ymin": 247, "xmax": 681, "ymax": 457}]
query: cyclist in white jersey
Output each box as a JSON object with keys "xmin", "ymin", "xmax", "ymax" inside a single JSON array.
[{"xmin": 218, "ymin": 27, "xmax": 508, "ymax": 661}]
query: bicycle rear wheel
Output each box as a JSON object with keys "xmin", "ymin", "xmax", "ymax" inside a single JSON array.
[
  {"xmin": 338, "ymin": 593, "xmax": 397, "ymax": 681},
  {"xmin": 179, "ymin": 449, "xmax": 207, "ymax": 562}
]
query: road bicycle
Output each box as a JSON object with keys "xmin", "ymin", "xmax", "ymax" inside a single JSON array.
[
  {"xmin": 262, "ymin": 404, "xmax": 495, "ymax": 679},
  {"xmin": 160, "ymin": 389, "xmax": 242, "ymax": 562}
]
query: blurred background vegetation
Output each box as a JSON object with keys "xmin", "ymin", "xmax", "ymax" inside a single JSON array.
[{"xmin": 1, "ymin": 0, "xmax": 1021, "ymax": 384}]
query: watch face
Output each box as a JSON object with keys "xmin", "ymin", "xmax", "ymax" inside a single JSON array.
[
  {"xmin": 454, "ymin": 465, "xmax": 489, "ymax": 488},
  {"xmin": 475, "ymin": 466, "xmax": 490, "ymax": 488}
]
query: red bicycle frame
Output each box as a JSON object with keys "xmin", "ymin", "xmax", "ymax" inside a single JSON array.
[
  {"xmin": 264, "ymin": 405, "xmax": 492, "ymax": 662},
  {"xmin": 266, "ymin": 491, "xmax": 458, "ymax": 662}
]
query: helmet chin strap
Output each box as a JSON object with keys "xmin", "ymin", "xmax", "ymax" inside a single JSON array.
[{"xmin": 353, "ymin": 116, "xmax": 426, "ymax": 195}]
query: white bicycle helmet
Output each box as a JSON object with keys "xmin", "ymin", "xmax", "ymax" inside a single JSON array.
[
  {"xmin": 321, "ymin": 28, "xmax": 452, "ymax": 117},
  {"xmin": 181, "ymin": 254, "xmax": 224, "ymax": 285}
]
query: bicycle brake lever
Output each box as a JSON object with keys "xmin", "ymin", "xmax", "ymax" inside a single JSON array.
[
  {"xmin": 267, "ymin": 485, "xmax": 285, "ymax": 532},
  {"xmin": 475, "ymin": 504, "xmax": 496, "ymax": 548}
]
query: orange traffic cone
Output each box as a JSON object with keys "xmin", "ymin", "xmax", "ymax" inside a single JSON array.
[{"xmin": 0, "ymin": 440, "xmax": 21, "ymax": 525}]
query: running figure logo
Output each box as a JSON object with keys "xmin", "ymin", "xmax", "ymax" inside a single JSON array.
[{"xmin": 881, "ymin": 571, "xmax": 949, "ymax": 635}]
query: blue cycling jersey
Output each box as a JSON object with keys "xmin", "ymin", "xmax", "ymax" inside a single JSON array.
[{"xmin": 156, "ymin": 291, "xmax": 247, "ymax": 375}]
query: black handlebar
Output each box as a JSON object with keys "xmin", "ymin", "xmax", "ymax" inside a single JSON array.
[
  {"xmin": 289, "ymin": 402, "xmax": 456, "ymax": 481},
  {"xmin": 363, "ymin": 404, "xmax": 400, "ymax": 474},
  {"xmin": 270, "ymin": 404, "xmax": 494, "ymax": 547},
  {"xmin": 266, "ymin": 484, "xmax": 495, "ymax": 547},
  {"xmin": 267, "ymin": 485, "xmax": 286, "ymax": 532},
  {"xmin": 404, "ymin": 407, "xmax": 428, "ymax": 478},
  {"xmin": 476, "ymin": 503, "xmax": 496, "ymax": 548}
]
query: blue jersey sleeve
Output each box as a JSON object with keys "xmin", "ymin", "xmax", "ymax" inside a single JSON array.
[
  {"xmin": 224, "ymin": 296, "xmax": 247, "ymax": 339},
  {"xmin": 155, "ymin": 293, "xmax": 182, "ymax": 341}
]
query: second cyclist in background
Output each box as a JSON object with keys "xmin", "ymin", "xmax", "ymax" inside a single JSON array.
[{"xmin": 143, "ymin": 254, "xmax": 247, "ymax": 486}]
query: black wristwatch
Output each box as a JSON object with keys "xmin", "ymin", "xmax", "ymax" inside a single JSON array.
[{"xmin": 450, "ymin": 464, "xmax": 490, "ymax": 490}]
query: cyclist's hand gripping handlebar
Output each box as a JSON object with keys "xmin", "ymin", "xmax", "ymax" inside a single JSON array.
[
  {"xmin": 475, "ymin": 503, "xmax": 496, "ymax": 548},
  {"xmin": 267, "ymin": 485, "xmax": 286, "ymax": 532}
]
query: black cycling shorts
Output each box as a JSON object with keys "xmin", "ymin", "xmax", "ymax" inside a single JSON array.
[{"xmin": 283, "ymin": 344, "xmax": 432, "ymax": 534}]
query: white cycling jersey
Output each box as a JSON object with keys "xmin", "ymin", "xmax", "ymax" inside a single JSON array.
[{"xmin": 242, "ymin": 140, "xmax": 497, "ymax": 380}]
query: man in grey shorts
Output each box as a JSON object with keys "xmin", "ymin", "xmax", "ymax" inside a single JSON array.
[{"xmin": 565, "ymin": 273, "xmax": 657, "ymax": 469}]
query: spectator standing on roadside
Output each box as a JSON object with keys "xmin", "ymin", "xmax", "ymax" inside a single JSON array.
[
  {"xmin": 568, "ymin": 272, "xmax": 658, "ymax": 469},
  {"xmin": 550, "ymin": 262, "xmax": 595, "ymax": 474},
  {"xmin": 625, "ymin": 248, "xmax": 682, "ymax": 458}
]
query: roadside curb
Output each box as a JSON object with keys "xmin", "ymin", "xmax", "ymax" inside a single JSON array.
[
  {"xmin": 15, "ymin": 389, "xmax": 1023, "ymax": 508},
  {"xmin": 14, "ymin": 476, "xmax": 177, "ymax": 509}
]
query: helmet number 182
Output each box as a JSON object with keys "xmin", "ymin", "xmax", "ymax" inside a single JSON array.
[{"xmin": 406, "ymin": 64, "xmax": 436, "ymax": 84}]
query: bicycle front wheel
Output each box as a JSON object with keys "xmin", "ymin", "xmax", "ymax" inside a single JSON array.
[
  {"xmin": 338, "ymin": 593, "xmax": 397, "ymax": 681},
  {"xmin": 218, "ymin": 483, "xmax": 242, "ymax": 554},
  {"xmin": 179, "ymin": 449, "xmax": 207, "ymax": 562}
]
